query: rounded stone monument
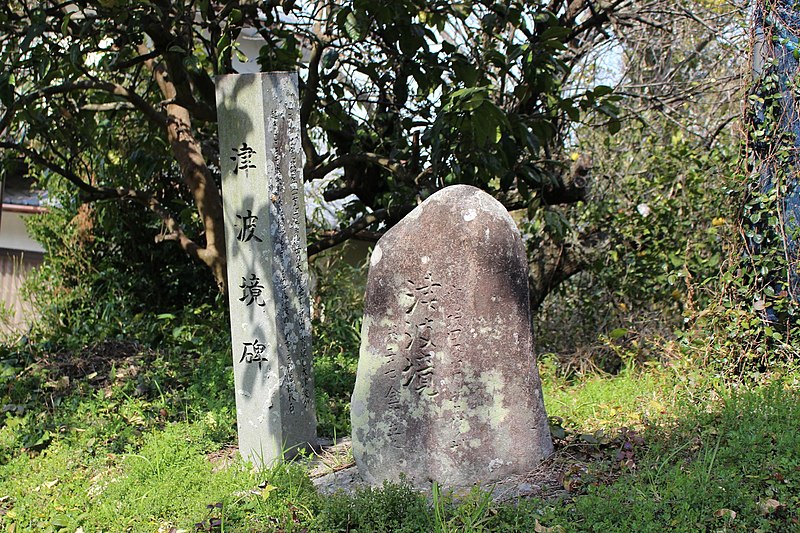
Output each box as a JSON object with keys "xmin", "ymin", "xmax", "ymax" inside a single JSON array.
[{"xmin": 351, "ymin": 184, "xmax": 554, "ymax": 489}]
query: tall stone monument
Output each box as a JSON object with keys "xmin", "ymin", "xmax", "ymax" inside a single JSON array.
[
  {"xmin": 216, "ymin": 72, "xmax": 316, "ymax": 466},
  {"xmin": 351, "ymin": 185, "xmax": 553, "ymax": 489}
]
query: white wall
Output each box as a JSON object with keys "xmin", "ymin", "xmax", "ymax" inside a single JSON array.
[{"xmin": 0, "ymin": 211, "xmax": 45, "ymax": 253}]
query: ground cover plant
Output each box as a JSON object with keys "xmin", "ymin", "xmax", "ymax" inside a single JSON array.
[{"xmin": 1, "ymin": 292, "xmax": 799, "ymax": 532}]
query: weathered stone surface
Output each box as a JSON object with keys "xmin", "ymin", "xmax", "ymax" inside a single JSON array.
[
  {"xmin": 351, "ymin": 184, "xmax": 553, "ymax": 489},
  {"xmin": 216, "ymin": 72, "xmax": 316, "ymax": 467}
]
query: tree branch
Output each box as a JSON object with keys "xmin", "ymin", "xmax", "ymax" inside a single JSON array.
[
  {"xmin": 528, "ymin": 230, "xmax": 602, "ymax": 310},
  {"xmin": 307, "ymin": 208, "xmax": 389, "ymax": 256},
  {"xmin": 0, "ymin": 79, "xmax": 166, "ymax": 135},
  {"xmin": 142, "ymin": 25, "xmax": 217, "ymax": 122},
  {"xmin": 508, "ymin": 154, "xmax": 592, "ymax": 207},
  {"xmin": 0, "ymin": 141, "xmax": 104, "ymax": 198},
  {"xmin": 80, "ymin": 102, "xmax": 136, "ymax": 112},
  {"xmin": 112, "ymin": 49, "xmax": 162, "ymax": 71},
  {"xmin": 566, "ymin": 0, "xmax": 631, "ymax": 45},
  {"xmin": 97, "ymin": 80, "xmax": 167, "ymax": 126},
  {"xmin": 143, "ymin": 43, "xmax": 228, "ymax": 292},
  {"xmin": 301, "ymin": 37, "xmax": 326, "ymax": 170},
  {"xmin": 0, "ymin": 140, "xmax": 203, "ymax": 261},
  {"xmin": 542, "ymin": 153, "xmax": 592, "ymax": 205},
  {"xmin": 304, "ymin": 152, "xmax": 399, "ymax": 181}
]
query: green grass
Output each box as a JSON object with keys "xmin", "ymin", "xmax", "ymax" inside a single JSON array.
[
  {"xmin": 558, "ymin": 378, "xmax": 800, "ymax": 531},
  {"xmin": 1, "ymin": 329, "xmax": 798, "ymax": 531},
  {"xmin": 1, "ymin": 424, "xmax": 254, "ymax": 531}
]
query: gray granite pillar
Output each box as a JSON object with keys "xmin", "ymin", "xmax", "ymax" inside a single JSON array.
[{"xmin": 215, "ymin": 72, "xmax": 316, "ymax": 466}]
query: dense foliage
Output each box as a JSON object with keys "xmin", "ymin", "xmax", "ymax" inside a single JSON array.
[
  {"xmin": 736, "ymin": 0, "xmax": 800, "ymax": 341},
  {"xmin": 536, "ymin": 127, "xmax": 741, "ymax": 371},
  {"xmin": 0, "ymin": 0, "xmax": 635, "ymax": 300},
  {"xmin": 24, "ymin": 192, "xmax": 220, "ymax": 348}
]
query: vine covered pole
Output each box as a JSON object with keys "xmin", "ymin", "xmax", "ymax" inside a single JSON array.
[{"xmin": 747, "ymin": 1, "xmax": 800, "ymax": 323}]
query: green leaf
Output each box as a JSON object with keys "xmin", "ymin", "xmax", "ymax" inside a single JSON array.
[
  {"xmin": 61, "ymin": 13, "xmax": 72, "ymax": 36},
  {"xmin": 609, "ymin": 328, "xmax": 628, "ymax": 340},
  {"xmin": 452, "ymin": 59, "xmax": 480, "ymax": 86},
  {"xmin": 261, "ymin": 483, "xmax": 279, "ymax": 499},
  {"xmin": 593, "ymin": 85, "xmax": 613, "ymax": 97},
  {"xmin": 51, "ymin": 514, "xmax": 74, "ymax": 528},
  {"xmin": 0, "ymin": 72, "xmax": 15, "ymax": 107},
  {"xmin": 540, "ymin": 26, "xmax": 571, "ymax": 41},
  {"xmin": 216, "ymin": 33, "xmax": 231, "ymax": 70},
  {"xmin": 69, "ymin": 43, "xmax": 83, "ymax": 67},
  {"xmin": 562, "ymin": 101, "xmax": 580, "ymax": 121},
  {"xmin": 322, "ymin": 49, "xmax": 339, "ymax": 69},
  {"xmin": 19, "ymin": 23, "xmax": 45, "ymax": 54},
  {"xmin": 441, "ymin": 41, "xmax": 457, "ymax": 54},
  {"xmin": 344, "ymin": 11, "xmax": 365, "ymax": 41}
]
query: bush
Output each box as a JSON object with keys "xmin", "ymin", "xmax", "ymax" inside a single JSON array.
[
  {"xmin": 24, "ymin": 196, "xmax": 220, "ymax": 350},
  {"xmin": 536, "ymin": 126, "xmax": 741, "ymax": 374},
  {"xmin": 315, "ymin": 480, "xmax": 433, "ymax": 532}
]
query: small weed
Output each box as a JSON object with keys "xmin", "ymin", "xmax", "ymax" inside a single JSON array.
[
  {"xmin": 315, "ymin": 480, "xmax": 433, "ymax": 532},
  {"xmin": 195, "ymin": 502, "xmax": 224, "ymax": 532},
  {"xmin": 433, "ymin": 483, "xmax": 496, "ymax": 532}
]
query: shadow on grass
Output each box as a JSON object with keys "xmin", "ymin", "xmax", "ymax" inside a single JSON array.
[{"xmin": 2, "ymin": 335, "xmax": 799, "ymax": 532}]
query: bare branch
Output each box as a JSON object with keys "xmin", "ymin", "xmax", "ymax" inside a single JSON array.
[
  {"xmin": 80, "ymin": 102, "xmax": 136, "ymax": 112},
  {"xmin": 0, "ymin": 80, "xmax": 166, "ymax": 135},
  {"xmin": 304, "ymin": 152, "xmax": 399, "ymax": 181},
  {"xmin": 308, "ymin": 208, "xmax": 389, "ymax": 256},
  {"xmin": 529, "ymin": 231, "xmax": 601, "ymax": 310},
  {"xmin": 112, "ymin": 49, "xmax": 162, "ymax": 71}
]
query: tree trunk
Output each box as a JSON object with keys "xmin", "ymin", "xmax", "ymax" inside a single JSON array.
[
  {"xmin": 145, "ymin": 48, "xmax": 228, "ymax": 294},
  {"xmin": 527, "ymin": 234, "xmax": 592, "ymax": 312},
  {"xmin": 748, "ymin": 1, "xmax": 800, "ymax": 321},
  {"xmin": 163, "ymin": 103, "xmax": 228, "ymax": 294}
]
